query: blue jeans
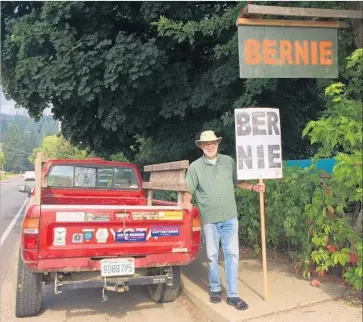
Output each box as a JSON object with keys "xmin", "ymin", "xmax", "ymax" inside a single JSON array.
[{"xmin": 202, "ymin": 217, "xmax": 239, "ymax": 298}]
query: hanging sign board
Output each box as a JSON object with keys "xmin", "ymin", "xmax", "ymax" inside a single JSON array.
[
  {"xmin": 237, "ymin": 24, "xmax": 338, "ymax": 78},
  {"xmin": 234, "ymin": 107, "xmax": 283, "ymax": 180}
]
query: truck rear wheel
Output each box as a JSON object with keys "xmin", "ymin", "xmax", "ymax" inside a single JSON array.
[
  {"xmin": 15, "ymin": 251, "xmax": 42, "ymax": 317},
  {"xmin": 148, "ymin": 266, "xmax": 181, "ymax": 303}
]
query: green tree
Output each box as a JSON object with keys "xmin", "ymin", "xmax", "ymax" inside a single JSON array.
[
  {"xmin": 29, "ymin": 135, "xmax": 88, "ymax": 163},
  {"xmin": 110, "ymin": 152, "xmax": 129, "ymax": 163},
  {"xmin": 2, "ymin": 123, "xmax": 27, "ymax": 172},
  {"xmin": 1, "ymin": 1, "xmax": 357, "ymax": 164},
  {"xmin": 0, "ymin": 150, "xmax": 5, "ymax": 170},
  {"xmin": 22, "ymin": 130, "xmax": 39, "ymax": 169},
  {"xmin": 302, "ymin": 49, "xmax": 362, "ymax": 289},
  {"xmin": 303, "ymin": 49, "xmax": 362, "ymax": 217},
  {"xmin": 0, "ymin": 113, "xmax": 58, "ymax": 150}
]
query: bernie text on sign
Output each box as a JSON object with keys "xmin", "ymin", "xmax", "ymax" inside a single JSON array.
[
  {"xmin": 234, "ymin": 108, "xmax": 283, "ymax": 180},
  {"xmin": 236, "ymin": 111, "xmax": 281, "ymax": 170},
  {"xmin": 245, "ymin": 40, "xmax": 333, "ymax": 66}
]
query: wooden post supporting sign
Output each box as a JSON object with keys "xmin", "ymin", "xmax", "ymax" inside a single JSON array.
[
  {"xmin": 259, "ymin": 178, "xmax": 268, "ymax": 300},
  {"xmin": 234, "ymin": 107, "xmax": 283, "ymax": 300}
]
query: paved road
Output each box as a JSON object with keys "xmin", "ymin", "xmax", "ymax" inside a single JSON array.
[
  {"xmin": 0, "ymin": 176, "xmax": 29, "ymax": 237},
  {"xmin": 0, "ymin": 176, "xmax": 30, "ymax": 285},
  {"xmin": 0, "ymin": 177, "xmax": 209, "ymax": 322}
]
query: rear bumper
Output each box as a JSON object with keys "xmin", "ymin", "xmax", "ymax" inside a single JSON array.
[{"xmin": 29, "ymin": 252, "xmax": 198, "ymax": 273}]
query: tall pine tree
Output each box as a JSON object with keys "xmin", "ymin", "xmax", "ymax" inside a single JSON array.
[{"xmin": 2, "ymin": 123, "xmax": 28, "ymax": 172}]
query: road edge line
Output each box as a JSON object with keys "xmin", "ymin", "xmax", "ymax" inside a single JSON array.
[{"xmin": 0, "ymin": 198, "xmax": 28, "ymax": 247}]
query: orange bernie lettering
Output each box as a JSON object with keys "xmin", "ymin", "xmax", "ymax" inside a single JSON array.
[
  {"xmin": 263, "ymin": 40, "xmax": 278, "ymax": 65},
  {"xmin": 280, "ymin": 40, "xmax": 294, "ymax": 65},
  {"xmin": 320, "ymin": 41, "xmax": 333, "ymax": 65},
  {"xmin": 245, "ymin": 39, "xmax": 261, "ymax": 65},
  {"xmin": 295, "ymin": 40, "xmax": 309, "ymax": 65}
]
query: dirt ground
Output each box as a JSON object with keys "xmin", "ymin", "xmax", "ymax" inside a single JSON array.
[{"xmin": 239, "ymin": 245, "xmax": 363, "ymax": 305}]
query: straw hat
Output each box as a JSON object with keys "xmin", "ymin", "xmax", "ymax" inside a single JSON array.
[{"xmin": 195, "ymin": 130, "xmax": 222, "ymax": 148}]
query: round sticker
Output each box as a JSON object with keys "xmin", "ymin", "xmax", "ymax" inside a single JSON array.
[{"xmin": 84, "ymin": 232, "xmax": 93, "ymax": 241}]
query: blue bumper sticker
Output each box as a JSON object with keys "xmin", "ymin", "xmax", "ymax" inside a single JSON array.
[
  {"xmin": 151, "ymin": 227, "xmax": 180, "ymax": 237},
  {"xmin": 115, "ymin": 231, "xmax": 147, "ymax": 242},
  {"xmin": 83, "ymin": 231, "xmax": 93, "ymax": 241}
]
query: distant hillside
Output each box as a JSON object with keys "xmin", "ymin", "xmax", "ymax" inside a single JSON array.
[
  {"xmin": 0, "ymin": 113, "xmax": 58, "ymax": 143},
  {"xmin": 0, "ymin": 113, "xmax": 59, "ymax": 172}
]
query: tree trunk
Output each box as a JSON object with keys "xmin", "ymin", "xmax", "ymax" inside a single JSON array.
[
  {"xmin": 346, "ymin": 2, "xmax": 363, "ymax": 48},
  {"xmin": 354, "ymin": 208, "xmax": 362, "ymax": 232}
]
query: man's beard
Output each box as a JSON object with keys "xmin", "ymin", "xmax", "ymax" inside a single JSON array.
[{"xmin": 204, "ymin": 151, "xmax": 217, "ymax": 159}]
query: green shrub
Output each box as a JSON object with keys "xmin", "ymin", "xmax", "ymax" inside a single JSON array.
[
  {"xmin": 236, "ymin": 165, "xmax": 321, "ymax": 256},
  {"xmin": 236, "ymin": 49, "xmax": 362, "ymax": 290}
]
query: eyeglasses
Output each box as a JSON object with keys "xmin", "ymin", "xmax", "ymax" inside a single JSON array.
[{"xmin": 200, "ymin": 141, "xmax": 218, "ymax": 147}]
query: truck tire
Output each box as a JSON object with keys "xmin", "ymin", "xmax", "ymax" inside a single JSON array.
[
  {"xmin": 15, "ymin": 251, "xmax": 42, "ymax": 318},
  {"xmin": 148, "ymin": 266, "xmax": 181, "ymax": 303}
]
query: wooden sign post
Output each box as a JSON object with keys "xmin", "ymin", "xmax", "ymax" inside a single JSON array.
[
  {"xmin": 234, "ymin": 107, "xmax": 283, "ymax": 300},
  {"xmin": 259, "ymin": 178, "xmax": 268, "ymax": 299}
]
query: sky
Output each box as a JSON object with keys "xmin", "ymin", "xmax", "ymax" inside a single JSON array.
[
  {"xmin": 0, "ymin": 89, "xmax": 29, "ymax": 115},
  {"xmin": 0, "ymin": 89, "xmax": 51, "ymax": 116}
]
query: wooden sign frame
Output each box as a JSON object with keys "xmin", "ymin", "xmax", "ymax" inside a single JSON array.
[{"xmin": 143, "ymin": 160, "xmax": 189, "ymax": 206}]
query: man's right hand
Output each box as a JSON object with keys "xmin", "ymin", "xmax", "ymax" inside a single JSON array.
[{"xmin": 180, "ymin": 201, "xmax": 193, "ymax": 212}]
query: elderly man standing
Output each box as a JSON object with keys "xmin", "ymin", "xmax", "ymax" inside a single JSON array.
[{"xmin": 181, "ymin": 130, "xmax": 265, "ymax": 310}]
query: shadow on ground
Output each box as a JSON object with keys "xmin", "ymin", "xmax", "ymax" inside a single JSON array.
[{"xmin": 38, "ymin": 283, "xmax": 167, "ymax": 320}]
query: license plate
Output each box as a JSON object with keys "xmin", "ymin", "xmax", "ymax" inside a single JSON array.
[{"xmin": 100, "ymin": 258, "xmax": 135, "ymax": 277}]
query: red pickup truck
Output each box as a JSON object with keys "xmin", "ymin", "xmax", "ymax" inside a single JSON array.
[{"xmin": 16, "ymin": 155, "xmax": 201, "ymax": 317}]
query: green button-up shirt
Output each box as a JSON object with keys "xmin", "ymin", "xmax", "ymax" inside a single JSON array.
[{"xmin": 185, "ymin": 154, "xmax": 239, "ymax": 224}]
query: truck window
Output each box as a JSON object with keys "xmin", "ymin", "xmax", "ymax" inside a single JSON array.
[
  {"xmin": 47, "ymin": 165, "xmax": 139, "ymax": 189},
  {"xmin": 75, "ymin": 167, "xmax": 96, "ymax": 187},
  {"xmin": 114, "ymin": 168, "xmax": 139, "ymax": 189},
  {"xmin": 47, "ymin": 165, "xmax": 73, "ymax": 187},
  {"xmin": 97, "ymin": 168, "xmax": 113, "ymax": 188}
]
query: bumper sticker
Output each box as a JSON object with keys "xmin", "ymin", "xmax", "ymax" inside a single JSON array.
[
  {"xmin": 56, "ymin": 212, "xmax": 85, "ymax": 222},
  {"xmin": 151, "ymin": 227, "xmax": 180, "ymax": 237},
  {"xmin": 172, "ymin": 247, "xmax": 188, "ymax": 253},
  {"xmin": 72, "ymin": 233, "xmax": 83, "ymax": 243},
  {"xmin": 53, "ymin": 227, "xmax": 67, "ymax": 245},
  {"xmin": 83, "ymin": 231, "xmax": 94, "ymax": 241},
  {"xmin": 85, "ymin": 213, "xmax": 109, "ymax": 221},
  {"xmin": 115, "ymin": 231, "xmax": 147, "ymax": 242},
  {"xmin": 95, "ymin": 228, "xmax": 109, "ymax": 243},
  {"xmin": 158, "ymin": 211, "xmax": 183, "ymax": 220},
  {"xmin": 132, "ymin": 212, "xmax": 159, "ymax": 220}
]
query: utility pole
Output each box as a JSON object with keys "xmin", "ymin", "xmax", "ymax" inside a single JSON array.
[{"xmin": 0, "ymin": 142, "xmax": 4, "ymax": 172}]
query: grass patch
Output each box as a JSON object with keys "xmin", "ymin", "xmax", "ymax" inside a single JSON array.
[{"xmin": 0, "ymin": 172, "xmax": 19, "ymax": 181}]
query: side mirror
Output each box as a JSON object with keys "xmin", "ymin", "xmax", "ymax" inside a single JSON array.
[{"xmin": 17, "ymin": 184, "xmax": 31, "ymax": 195}]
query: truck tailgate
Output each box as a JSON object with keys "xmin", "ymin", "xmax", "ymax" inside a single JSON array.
[{"xmin": 38, "ymin": 205, "xmax": 191, "ymax": 259}]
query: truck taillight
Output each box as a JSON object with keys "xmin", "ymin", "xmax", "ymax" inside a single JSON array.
[
  {"xmin": 23, "ymin": 233, "xmax": 38, "ymax": 249},
  {"xmin": 23, "ymin": 218, "xmax": 39, "ymax": 234},
  {"xmin": 22, "ymin": 218, "xmax": 39, "ymax": 250},
  {"xmin": 192, "ymin": 209, "xmax": 201, "ymax": 245},
  {"xmin": 22, "ymin": 207, "xmax": 40, "ymax": 251}
]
